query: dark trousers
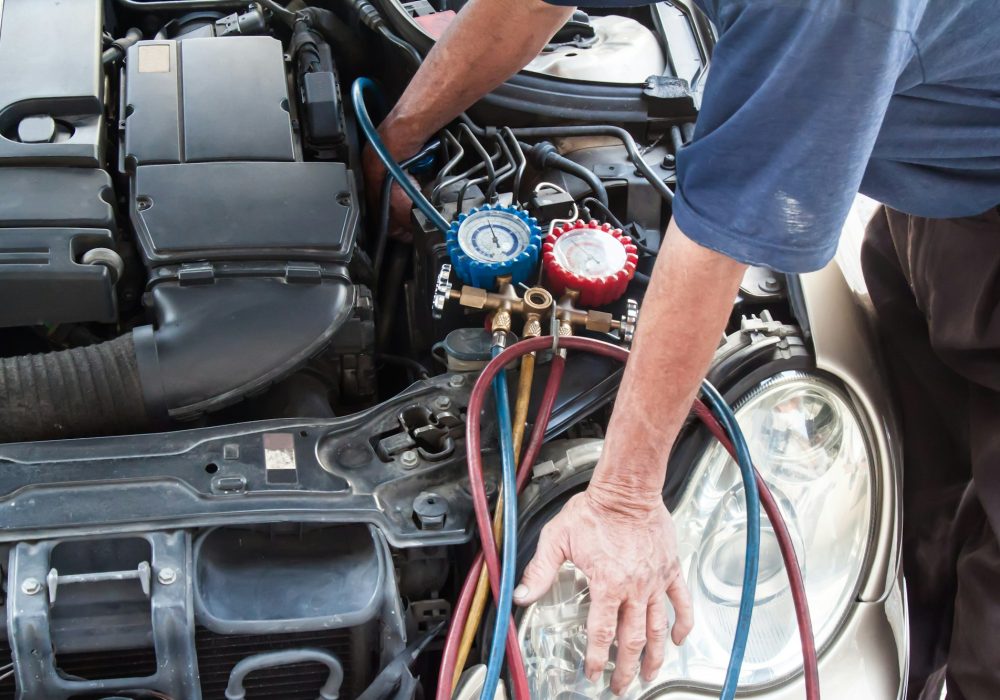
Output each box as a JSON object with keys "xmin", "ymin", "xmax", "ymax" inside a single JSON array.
[{"xmin": 862, "ymin": 205, "xmax": 1000, "ymax": 700}]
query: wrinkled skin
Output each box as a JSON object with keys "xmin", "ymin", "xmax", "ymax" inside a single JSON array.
[{"xmin": 514, "ymin": 490, "xmax": 694, "ymax": 695}]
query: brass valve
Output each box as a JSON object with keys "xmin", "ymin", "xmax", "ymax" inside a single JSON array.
[
  {"xmin": 554, "ymin": 290, "xmax": 639, "ymax": 347},
  {"xmin": 433, "ymin": 264, "xmax": 554, "ymax": 338},
  {"xmin": 433, "ymin": 264, "xmax": 637, "ymax": 347}
]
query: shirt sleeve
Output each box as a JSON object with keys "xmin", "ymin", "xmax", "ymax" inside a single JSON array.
[{"xmin": 672, "ymin": 2, "xmax": 916, "ymax": 272}]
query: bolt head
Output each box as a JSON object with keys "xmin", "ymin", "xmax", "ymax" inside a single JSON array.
[
  {"xmin": 157, "ymin": 567, "xmax": 177, "ymax": 585},
  {"xmin": 434, "ymin": 396, "xmax": 452, "ymax": 410},
  {"xmin": 761, "ymin": 276, "xmax": 781, "ymax": 293},
  {"xmin": 400, "ymin": 450, "xmax": 419, "ymax": 468},
  {"xmin": 412, "ymin": 492, "xmax": 449, "ymax": 530},
  {"xmin": 21, "ymin": 578, "xmax": 41, "ymax": 596},
  {"xmin": 448, "ymin": 374, "xmax": 465, "ymax": 388}
]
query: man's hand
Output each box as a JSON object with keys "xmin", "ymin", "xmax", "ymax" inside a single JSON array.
[
  {"xmin": 360, "ymin": 0, "xmax": 575, "ymax": 239},
  {"xmin": 514, "ymin": 490, "xmax": 693, "ymax": 694},
  {"xmin": 362, "ymin": 142, "xmax": 417, "ymax": 240},
  {"xmin": 513, "ymin": 221, "xmax": 748, "ymax": 695}
]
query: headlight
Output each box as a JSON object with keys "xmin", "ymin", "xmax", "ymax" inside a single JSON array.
[{"xmin": 518, "ymin": 373, "xmax": 874, "ymax": 697}]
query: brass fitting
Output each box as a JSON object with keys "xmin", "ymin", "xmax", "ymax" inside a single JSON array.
[
  {"xmin": 432, "ymin": 264, "xmax": 636, "ymax": 347},
  {"xmin": 554, "ymin": 290, "xmax": 639, "ymax": 347},
  {"xmin": 433, "ymin": 265, "xmax": 554, "ymax": 337},
  {"xmin": 520, "ymin": 287, "xmax": 553, "ymax": 339}
]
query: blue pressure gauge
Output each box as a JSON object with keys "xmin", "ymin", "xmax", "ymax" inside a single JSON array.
[{"xmin": 445, "ymin": 205, "xmax": 542, "ymax": 289}]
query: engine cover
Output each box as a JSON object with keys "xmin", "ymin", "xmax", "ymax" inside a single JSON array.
[
  {"xmin": 123, "ymin": 36, "xmax": 358, "ymax": 264},
  {"xmin": 119, "ymin": 36, "xmax": 362, "ymax": 419},
  {"xmin": 0, "ymin": 0, "xmax": 116, "ymax": 328}
]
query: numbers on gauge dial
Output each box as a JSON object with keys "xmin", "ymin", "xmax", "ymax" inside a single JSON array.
[
  {"xmin": 551, "ymin": 228, "xmax": 628, "ymax": 278},
  {"xmin": 457, "ymin": 210, "xmax": 533, "ymax": 263}
]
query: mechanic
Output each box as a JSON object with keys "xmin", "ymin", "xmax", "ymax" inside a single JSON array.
[{"xmin": 363, "ymin": 1, "xmax": 1000, "ymax": 697}]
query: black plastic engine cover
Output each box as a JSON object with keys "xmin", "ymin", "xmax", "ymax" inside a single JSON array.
[
  {"xmin": 132, "ymin": 161, "xmax": 357, "ymax": 264},
  {"xmin": 117, "ymin": 34, "xmax": 361, "ymax": 417},
  {"xmin": 123, "ymin": 36, "xmax": 358, "ymax": 264},
  {"xmin": 0, "ymin": 169, "xmax": 119, "ymax": 327},
  {"xmin": 0, "ymin": 228, "xmax": 116, "ymax": 327},
  {"xmin": 0, "ymin": 0, "xmax": 104, "ymax": 166},
  {"xmin": 124, "ymin": 37, "xmax": 294, "ymax": 165},
  {"xmin": 0, "ymin": 0, "xmax": 116, "ymax": 328}
]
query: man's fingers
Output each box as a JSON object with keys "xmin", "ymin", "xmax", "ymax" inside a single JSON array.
[
  {"xmin": 514, "ymin": 524, "xmax": 566, "ymax": 606},
  {"xmin": 641, "ymin": 593, "xmax": 669, "ymax": 682},
  {"xmin": 584, "ymin": 586, "xmax": 621, "ymax": 682},
  {"xmin": 610, "ymin": 600, "xmax": 646, "ymax": 694},
  {"xmin": 666, "ymin": 570, "xmax": 694, "ymax": 645}
]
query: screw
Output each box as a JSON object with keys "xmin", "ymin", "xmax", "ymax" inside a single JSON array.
[
  {"xmin": 157, "ymin": 567, "xmax": 177, "ymax": 585},
  {"xmin": 400, "ymin": 450, "xmax": 419, "ymax": 468},
  {"xmin": 21, "ymin": 578, "xmax": 41, "ymax": 596},
  {"xmin": 434, "ymin": 396, "xmax": 452, "ymax": 411},
  {"xmin": 136, "ymin": 196, "xmax": 152, "ymax": 211},
  {"xmin": 448, "ymin": 374, "xmax": 465, "ymax": 388}
]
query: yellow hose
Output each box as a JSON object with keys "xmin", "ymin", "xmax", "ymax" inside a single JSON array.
[{"xmin": 451, "ymin": 351, "xmax": 536, "ymax": 691}]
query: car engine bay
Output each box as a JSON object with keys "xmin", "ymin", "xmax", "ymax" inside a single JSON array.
[{"xmin": 0, "ymin": 1, "xmax": 902, "ymax": 699}]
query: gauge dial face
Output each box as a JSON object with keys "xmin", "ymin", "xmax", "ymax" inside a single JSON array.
[
  {"xmin": 552, "ymin": 228, "xmax": 628, "ymax": 278},
  {"xmin": 457, "ymin": 210, "xmax": 533, "ymax": 263}
]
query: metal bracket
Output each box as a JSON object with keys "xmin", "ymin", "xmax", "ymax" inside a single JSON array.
[
  {"xmin": 7, "ymin": 532, "xmax": 200, "ymax": 699},
  {"xmin": 46, "ymin": 560, "xmax": 152, "ymax": 605}
]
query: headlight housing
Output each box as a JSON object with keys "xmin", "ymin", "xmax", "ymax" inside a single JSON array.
[{"xmin": 518, "ymin": 373, "xmax": 874, "ymax": 697}]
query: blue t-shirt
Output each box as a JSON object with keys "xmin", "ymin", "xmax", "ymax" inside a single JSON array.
[{"xmin": 543, "ymin": 0, "xmax": 1000, "ymax": 272}]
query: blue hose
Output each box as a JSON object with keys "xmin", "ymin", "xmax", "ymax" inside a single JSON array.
[
  {"xmin": 351, "ymin": 72, "xmax": 759, "ymax": 696},
  {"xmin": 351, "ymin": 78, "xmax": 452, "ymax": 234},
  {"xmin": 482, "ymin": 344, "xmax": 519, "ymax": 700},
  {"xmin": 699, "ymin": 379, "xmax": 761, "ymax": 699}
]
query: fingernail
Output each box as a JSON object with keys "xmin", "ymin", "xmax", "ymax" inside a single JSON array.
[{"xmin": 513, "ymin": 584, "xmax": 528, "ymax": 602}]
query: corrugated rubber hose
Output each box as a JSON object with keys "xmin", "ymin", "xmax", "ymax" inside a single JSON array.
[{"xmin": 0, "ymin": 334, "xmax": 149, "ymax": 443}]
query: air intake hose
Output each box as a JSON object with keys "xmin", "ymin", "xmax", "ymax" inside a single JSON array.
[
  {"xmin": 0, "ymin": 334, "xmax": 149, "ymax": 443},
  {"xmin": 0, "ymin": 272, "xmax": 355, "ymax": 443}
]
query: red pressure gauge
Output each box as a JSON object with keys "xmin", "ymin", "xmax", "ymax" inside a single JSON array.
[{"xmin": 542, "ymin": 220, "xmax": 639, "ymax": 307}]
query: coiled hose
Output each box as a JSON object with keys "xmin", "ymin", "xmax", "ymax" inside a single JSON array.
[
  {"xmin": 352, "ymin": 78, "xmax": 451, "ymax": 234},
  {"xmin": 447, "ymin": 335, "xmax": 820, "ymax": 700}
]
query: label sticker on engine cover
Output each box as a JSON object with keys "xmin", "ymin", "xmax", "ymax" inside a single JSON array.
[
  {"xmin": 137, "ymin": 44, "xmax": 171, "ymax": 73},
  {"xmin": 263, "ymin": 433, "xmax": 298, "ymax": 484}
]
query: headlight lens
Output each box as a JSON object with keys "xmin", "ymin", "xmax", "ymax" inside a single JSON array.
[{"xmin": 518, "ymin": 374, "xmax": 873, "ymax": 697}]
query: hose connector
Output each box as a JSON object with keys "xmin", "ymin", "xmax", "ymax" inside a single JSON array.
[{"xmin": 345, "ymin": 0, "xmax": 386, "ymax": 32}]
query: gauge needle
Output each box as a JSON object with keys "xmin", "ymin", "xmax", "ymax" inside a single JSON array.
[
  {"xmin": 572, "ymin": 242, "xmax": 600, "ymax": 267},
  {"xmin": 487, "ymin": 220, "xmax": 500, "ymax": 248}
]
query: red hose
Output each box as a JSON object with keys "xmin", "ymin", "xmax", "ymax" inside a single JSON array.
[
  {"xmin": 436, "ymin": 355, "xmax": 566, "ymax": 700},
  {"xmin": 691, "ymin": 402, "xmax": 820, "ymax": 699},
  {"xmin": 445, "ymin": 335, "xmax": 819, "ymax": 700}
]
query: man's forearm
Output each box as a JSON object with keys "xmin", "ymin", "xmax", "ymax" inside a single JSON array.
[
  {"xmin": 378, "ymin": 0, "xmax": 575, "ymax": 155},
  {"xmin": 588, "ymin": 219, "xmax": 747, "ymax": 513}
]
